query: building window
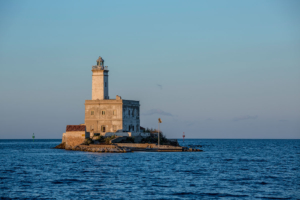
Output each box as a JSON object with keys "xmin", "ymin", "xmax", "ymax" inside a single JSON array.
[
  {"xmin": 128, "ymin": 110, "xmax": 130, "ymax": 115},
  {"xmin": 136, "ymin": 125, "xmax": 139, "ymax": 132},
  {"xmin": 102, "ymin": 110, "xmax": 105, "ymax": 115},
  {"xmin": 132, "ymin": 126, "xmax": 134, "ymax": 131},
  {"xmin": 113, "ymin": 110, "xmax": 116, "ymax": 115},
  {"xmin": 113, "ymin": 125, "xmax": 117, "ymax": 131},
  {"xmin": 101, "ymin": 125, "xmax": 106, "ymax": 132},
  {"xmin": 91, "ymin": 111, "xmax": 94, "ymax": 115}
]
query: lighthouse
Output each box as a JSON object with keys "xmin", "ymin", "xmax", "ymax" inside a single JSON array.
[
  {"xmin": 91, "ymin": 56, "xmax": 109, "ymax": 100},
  {"xmin": 84, "ymin": 56, "xmax": 141, "ymax": 136}
]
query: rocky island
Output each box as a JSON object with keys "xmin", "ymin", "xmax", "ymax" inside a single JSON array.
[
  {"xmin": 55, "ymin": 57, "xmax": 202, "ymax": 153},
  {"xmin": 55, "ymin": 128, "xmax": 203, "ymax": 153}
]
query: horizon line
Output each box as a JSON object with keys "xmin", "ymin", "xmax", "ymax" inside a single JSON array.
[{"xmin": 0, "ymin": 138, "xmax": 299, "ymax": 140}]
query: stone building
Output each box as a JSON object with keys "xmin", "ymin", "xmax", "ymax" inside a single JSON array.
[
  {"xmin": 62, "ymin": 125, "xmax": 88, "ymax": 149},
  {"xmin": 84, "ymin": 57, "xmax": 141, "ymax": 137}
]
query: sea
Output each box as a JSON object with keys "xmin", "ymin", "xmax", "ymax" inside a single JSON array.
[{"xmin": 0, "ymin": 139, "xmax": 299, "ymax": 200}]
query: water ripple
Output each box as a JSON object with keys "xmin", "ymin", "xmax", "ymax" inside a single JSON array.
[{"xmin": 0, "ymin": 139, "xmax": 299, "ymax": 199}]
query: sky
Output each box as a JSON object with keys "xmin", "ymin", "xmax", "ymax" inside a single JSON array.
[{"xmin": 0, "ymin": 0, "xmax": 299, "ymax": 139}]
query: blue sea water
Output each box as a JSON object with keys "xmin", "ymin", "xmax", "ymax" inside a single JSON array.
[{"xmin": 0, "ymin": 139, "xmax": 299, "ymax": 200}]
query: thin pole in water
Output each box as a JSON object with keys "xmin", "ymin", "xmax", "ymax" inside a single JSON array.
[{"xmin": 32, "ymin": 133, "xmax": 35, "ymax": 142}]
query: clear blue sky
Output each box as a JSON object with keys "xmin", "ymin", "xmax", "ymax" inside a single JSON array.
[{"xmin": 0, "ymin": 0, "xmax": 299, "ymax": 139}]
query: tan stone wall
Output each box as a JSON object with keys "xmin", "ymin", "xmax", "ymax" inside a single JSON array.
[
  {"xmin": 85, "ymin": 99, "xmax": 123, "ymax": 134},
  {"xmin": 62, "ymin": 133, "xmax": 66, "ymax": 143},
  {"xmin": 115, "ymin": 143, "xmax": 155, "ymax": 148},
  {"xmin": 63, "ymin": 131, "xmax": 86, "ymax": 148}
]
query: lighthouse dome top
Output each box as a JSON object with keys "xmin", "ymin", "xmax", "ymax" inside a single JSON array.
[{"xmin": 92, "ymin": 56, "xmax": 108, "ymax": 70}]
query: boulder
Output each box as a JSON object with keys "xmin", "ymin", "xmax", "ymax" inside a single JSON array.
[
  {"xmin": 54, "ymin": 142, "xmax": 66, "ymax": 149},
  {"xmin": 74, "ymin": 146, "xmax": 81, "ymax": 151}
]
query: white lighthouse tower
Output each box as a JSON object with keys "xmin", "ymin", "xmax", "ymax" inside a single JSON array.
[{"xmin": 91, "ymin": 56, "xmax": 109, "ymax": 100}]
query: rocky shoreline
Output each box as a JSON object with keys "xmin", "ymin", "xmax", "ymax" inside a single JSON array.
[{"xmin": 54, "ymin": 142, "xmax": 203, "ymax": 153}]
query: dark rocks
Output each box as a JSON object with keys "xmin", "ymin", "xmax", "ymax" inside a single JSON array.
[
  {"xmin": 188, "ymin": 145, "xmax": 202, "ymax": 148},
  {"xmin": 54, "ymin": 142, "xmax": 65, "ymax": 149},
  {"xmin": 182, "ymin": 146, "xmax": 203, "ymax": 152},
  {"xmin": 66, "ymin": 145, "xmax": 132, "ymax": 153},
  {"xmin": 169, "ymin": 139, "xmax": 179, "ymax": 146}
]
